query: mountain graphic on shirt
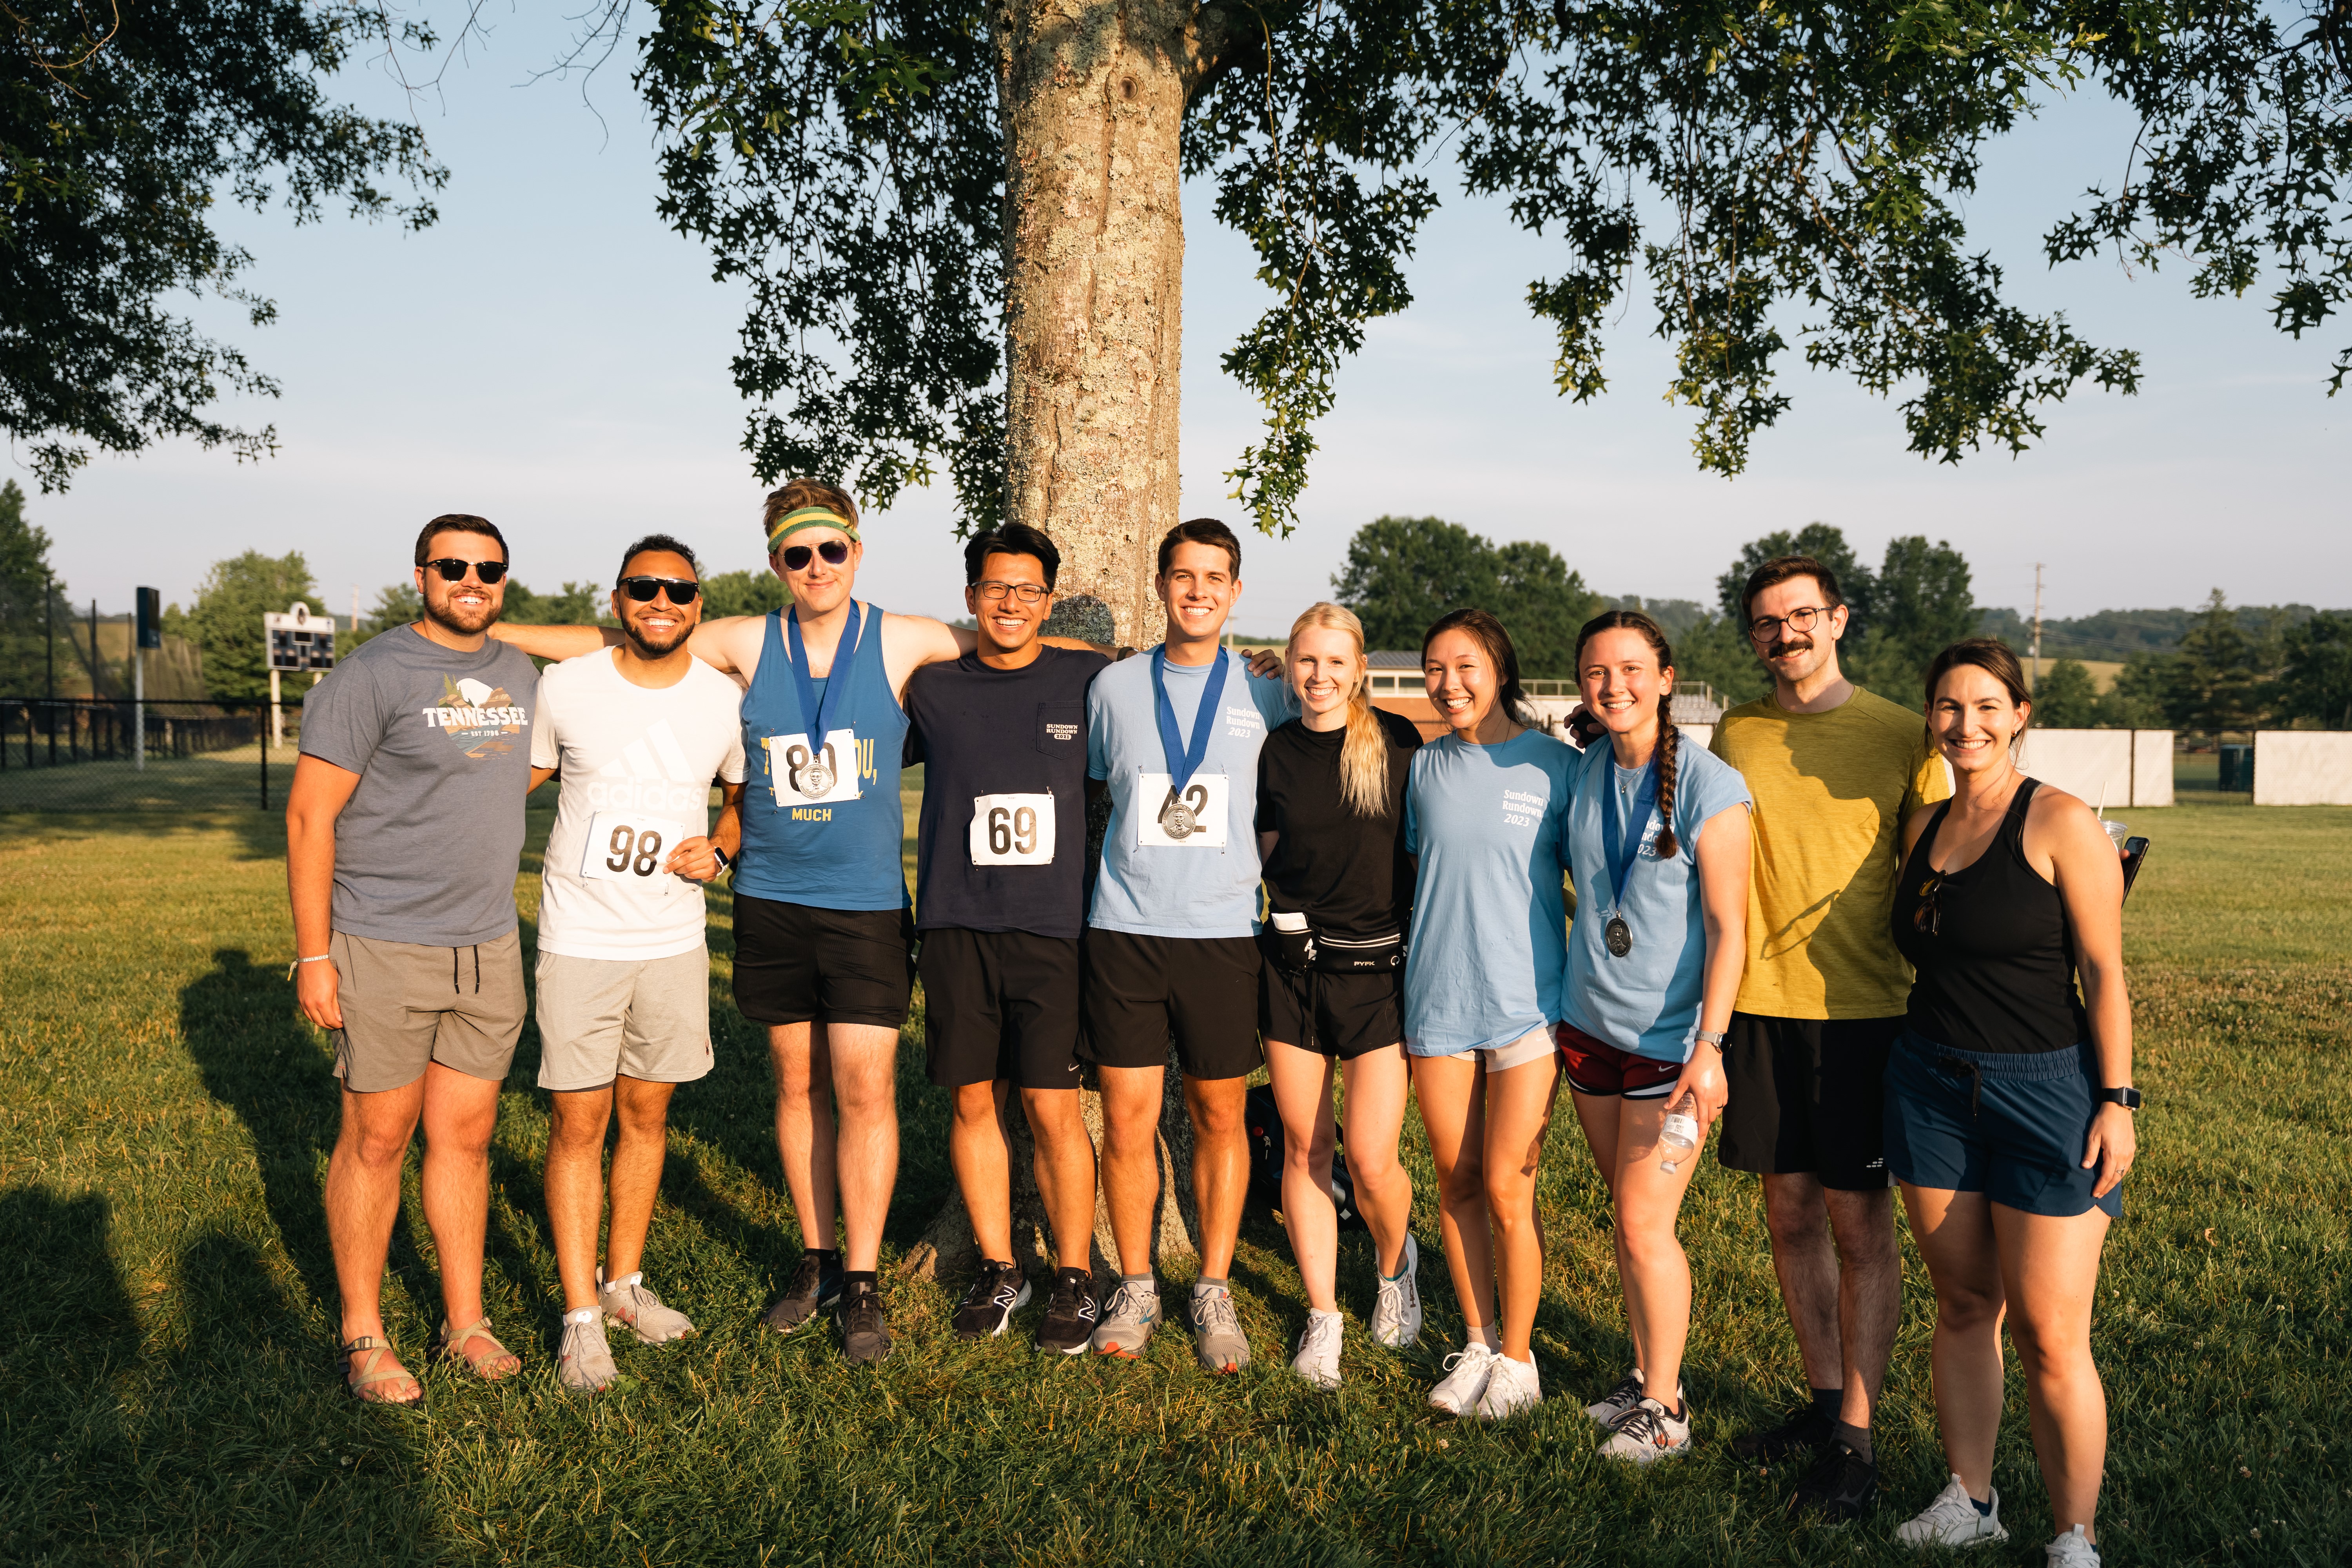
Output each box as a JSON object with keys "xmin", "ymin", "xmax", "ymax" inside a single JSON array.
[
  {"xmin": 432, "ymin": 675, "xmax": 524, "ymax": 759},
  {"xmin": 580, "ymin": 718, "xmax": 713, "ymax": 814}
]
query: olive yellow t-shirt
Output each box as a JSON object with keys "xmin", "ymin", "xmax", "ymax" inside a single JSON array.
[{"xmin": 1708, "ymin": 686, "xmax": 1950, "ymax": 1020}]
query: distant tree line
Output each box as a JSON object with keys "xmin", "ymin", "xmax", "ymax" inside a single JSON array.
[{"xmin": 2031, "ymin": 595, "xmax": 2352, "ymax": 737}]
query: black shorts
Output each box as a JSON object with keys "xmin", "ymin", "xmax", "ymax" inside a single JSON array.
[
  {"xmin": 1257, "ymin": 964, "xmax": 1401, "ymax": 1061},
  {"xmin": 1079, "ymin": 929, "xmax": 1262, "ymax": 1081},
  {"xmin": 918, "ymin": 927, "xmax": 1084, "ymax": 1091},
  {"xmin": 1716, "ymin": 1012, "xmax": 1903, "ymax": 1191},
  {"xmin": 732, "ymin": 893, "xmax": 914, "ymax": 1031}
]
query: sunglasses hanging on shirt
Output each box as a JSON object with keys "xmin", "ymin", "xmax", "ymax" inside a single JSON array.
[
  {"xmin": 782, "ymin": 540, "xmax": 851, "ymax": 571},
  {"xmin": 423, "ymin": 557, "xmax": 509, "ymax": 584},
  {"xmin": 617, "ymin": 576, "xmax": 701, "ymax": 604}
]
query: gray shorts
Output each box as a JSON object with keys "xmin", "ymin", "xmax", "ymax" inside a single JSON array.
[
  {"xmin": 534, "ymin": 947, "xmax": 714, "ymax": 1091},
  {"xmin": 329, "ymin": 928, "xmax": 526, "ymax": 1093}
]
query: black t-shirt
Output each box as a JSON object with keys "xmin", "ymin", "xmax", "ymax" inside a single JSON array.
[
  {"xmin": 1254, "ymin": 708, "xmax": 1422, "ymax": 938},
  {"xmin": 904, "ymin": 645, "xmax": 1109, "ymax": 938}
]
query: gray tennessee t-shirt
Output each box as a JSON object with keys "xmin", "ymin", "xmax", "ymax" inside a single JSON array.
[{"xmin": 299, "ymin": 626, "xmax": 539, "ymax": 946}]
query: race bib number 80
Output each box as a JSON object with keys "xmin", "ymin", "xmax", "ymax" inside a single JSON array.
[
  {"xmin": 1135, "ymin": 772, "xmax": 1229, "ymax": 849},
  {"xmin": 969, "ymin": 792, "xmax": 1055, "ymax": 866},
  {"xmin": 763, "ymin": 729, "xmax": 861, "ymax": 806},
  {"xmin": 581, "ymin": 810, "xmax": 688, "ymax": 895}
]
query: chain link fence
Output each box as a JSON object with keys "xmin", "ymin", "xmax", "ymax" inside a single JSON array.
[{"xmin": 0, "ymin": 698, "xmax": 305, "ymax": 811}]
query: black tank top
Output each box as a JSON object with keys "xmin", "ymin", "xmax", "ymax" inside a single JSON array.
[{"xmin": 1891, "ymin": 778, "xmax": 2090, "ymax": 1055}]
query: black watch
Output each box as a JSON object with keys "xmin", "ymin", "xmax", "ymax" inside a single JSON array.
[
  {"xmin": 2096, "ymin": 1086, "xmax": 2142, "ymax": 1110},
  {"xmin": 711, "ymin": 846, "xmax": 733, "ymax": 876}
]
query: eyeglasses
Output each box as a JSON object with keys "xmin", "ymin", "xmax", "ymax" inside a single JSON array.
[
  {"xmin": 618, "ymin": 576, "xmax": 700, "ymax": 605},
  {"xmin": 1748, "ymin": 604, "xmax": 1829, "ymax": 642},
  {"xmin": 780, "ymin": 539, "xmax": 851, "ymax": 572},
  {"xmin": 973, "ymin": 580, "xmax": 1049, "ymax": 604},
  {"xmin": 1911, "ymin": 871, "xmax": 1945, "ymax": 937},
  {"xmin": 423, "ymin": 557, "xmax": 508, "ymax": 584}
]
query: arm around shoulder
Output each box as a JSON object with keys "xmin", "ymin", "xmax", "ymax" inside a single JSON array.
[{"xmin": 490, "ymin": 621, "xmax": 617, "ymax": 660}]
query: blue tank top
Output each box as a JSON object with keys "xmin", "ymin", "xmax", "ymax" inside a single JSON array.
[{"xmin": 735, "ymin": 603, "xmax": 909, "ymax": 911}]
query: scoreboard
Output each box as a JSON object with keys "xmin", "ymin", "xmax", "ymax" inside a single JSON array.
[{"xmin": 264, "ymin": 603, "xmax": 336, "ymax": 672}]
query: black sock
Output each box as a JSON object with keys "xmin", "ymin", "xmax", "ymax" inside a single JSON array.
[
  {"xmin": 1833, "ymin": 1421, "xmax": 1873, "ymax": 1464},
  {"xmin": 1810, "ymin": 1386, "xmax": 1843, "ymax": 1419},
  {"xmin": 808, "ymin": 1247, "xmax": 841, "ymax": 1266},
  {"xmin": 843, "ymin": 1269, "xmax": 878, "ymax": 1294},
  {"xmin": 1971, "ymin": 1494, "xmax": 1994, "ymax": 1517}
]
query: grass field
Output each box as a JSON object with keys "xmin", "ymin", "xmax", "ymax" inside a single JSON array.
[{"xmin": 2, "ymin": 794, "xmax": 2346, "ymax": 1565}]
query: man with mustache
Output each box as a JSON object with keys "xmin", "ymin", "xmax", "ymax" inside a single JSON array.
[{"xmin": 1707, "ymin": 555, "xmax": 1949, "ymax": 1521}]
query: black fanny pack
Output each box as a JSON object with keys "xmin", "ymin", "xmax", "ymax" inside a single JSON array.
[{"xmin": 1261, "ymin": 920, "xmax": 1405, "ymax": 976}]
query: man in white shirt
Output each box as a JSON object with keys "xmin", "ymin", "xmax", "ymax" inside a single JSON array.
[{"xmin": 528, "ymin": 534, "xmax": 746, "ymax": 1394}]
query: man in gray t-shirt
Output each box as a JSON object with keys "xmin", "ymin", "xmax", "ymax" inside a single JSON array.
[{"xmin": 288, "ymin": 514, "xmax": 539, "ymax": 1404}]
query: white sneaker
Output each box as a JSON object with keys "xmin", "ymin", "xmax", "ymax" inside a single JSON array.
[
  {"xmin": 1370, "ymin": 1233, "xmax": 1423, "ymax": 1349},
  {"xmin": 597, "ymin": 1268, "xmax": 697, "ymax": 1345},
  {"xmin": 1428, "ymin": 1341, "xmax": 1498, "ymax": 1417},
  {"xmin": 1474, "ymin": 1351, "xmax": 1543, "ymax": 1421},
  {"xmin": 1600, "ymin": 1395, "xmax": 1693, "ymax": 1464},
  {"xmin": 1896, "ymin": 1475, "xmax": 2009, "ymax": 1549},
  {"xmin": 1290, "ymin": 1309, "xmax": 1343, "ymax": 1391},
  {"xmin": 556, "ymin": 1307, "xmax": 617, "ymax": 1396},
  {"xmin": 2044, "ymin": 1525, "xmax": 2100, "ymax": 1566}
]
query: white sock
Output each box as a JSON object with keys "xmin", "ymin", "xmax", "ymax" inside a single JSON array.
[
  {"xmin": 1307, "ymin": 1308, "xmax": 1343, "ymax": 1327},
  {"xmin": 1470, "ymin": 1325, "xmax": 1500, "ymax": 1351}
]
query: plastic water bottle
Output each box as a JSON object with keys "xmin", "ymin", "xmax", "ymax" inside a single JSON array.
[{"xmin": 1659, "ymin": 1093, "xmax": 1699, "ymax": 1175}]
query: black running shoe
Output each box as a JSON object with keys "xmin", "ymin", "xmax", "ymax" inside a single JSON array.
[
  {"xmin": 1034, "ymin": 1267, "xmax": 1098, "ymax": 1356},
  {"xmin": 760, "ymin": 1252, "xmax": 842, "ymax": 1334},
  {"xmin": 1730, "ymin": 1400, "xmax": 1835, "ymax": 1463},
  {"xmin": 951, "ymin": 1260, "xmax": 1032, "ymax": 1341},
  {"xmin": 838, "ymin": 1281, "xmax": 893, "ymax": 1364},
  {"xmin": 1787, "ymin": 1440, "xmax": 1878, "ymax": 1523}
]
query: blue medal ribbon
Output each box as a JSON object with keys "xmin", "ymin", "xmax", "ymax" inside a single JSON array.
[
  {"xmin": 1150, "ymin": 644, "xmax": 1231, "ymax": 792},
  {"xmin": 786, "ymin": 600, "xmax": 862, "ymax": 760},
  {"xmin": 1601, "ymin": 753, "xmax": 1661, "ymax": 918}
]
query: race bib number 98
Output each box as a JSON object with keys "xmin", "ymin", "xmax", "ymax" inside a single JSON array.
[
  {"xmin": 581, "ymin": 810, "xmax": 688, "ymax": 895},
  {"xmin": 1134, "ymin": 772, "xmax": 1229, "ymax": 849},
  {"xmin": 762, "ymin": 729, "xmax": 862, "ymax": 806},
  {"xmin": 969, "ymin": 792, "xmax": 1055, "ymax": 866}
]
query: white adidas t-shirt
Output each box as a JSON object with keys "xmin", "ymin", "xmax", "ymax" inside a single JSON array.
[{"xmin": 532, "ymin": 649, "xmax": 747, "ymax": 961}]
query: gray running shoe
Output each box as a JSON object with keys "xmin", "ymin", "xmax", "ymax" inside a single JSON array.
[
  {"xmin": 557, "ymin": 1308, "xmax": 617, "ymax": 1396},
  {"xmin": 1091, "ymin": 1279, "xmax": 1160, "ymax": 1359},
  {"xmin": 1370, "ymin": 1232, "xmax": 1423, "ymax": 1349},
  {"xmin": 838, "ymin": 1281, "xmax": 892, "ymax": 1364},
  {"xmin": 598, "ymin": 1268, "xmax": 697, "ymax": 1345},
  {"xmin": 1189, "ymin": 1281, "xmax": 1250, "ymax": 1374},
  {"xmin": 761, "ymin": 1252, "xmax": 842, "ymax": 1334}
]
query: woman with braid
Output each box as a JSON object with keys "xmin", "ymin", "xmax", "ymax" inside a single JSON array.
[{"xmin": 1555, "ymin": 611, "xmax": 1753, "ymax": 1463}]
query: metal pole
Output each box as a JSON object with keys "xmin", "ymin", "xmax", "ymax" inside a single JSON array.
[
  {"xmin": 89, "ymin": 599, "xmax": 101, "ymax": 697},
  {"xmin": 44, "ymin": 572, "xmax": 56, "ymax": 766},
  {"xmin": 270, "ymin": 667, "xmax": 283, "ymax": 750},
  {"xmin": 260, "ymin": 706, "xmax": 269, "ymax": 810},
  {"xmin": 2029, "ymin": 563, "xmax": 2044, "ymax": 693},
  {"xmin": 134, "ymin": 646, "xmax": 145, "ymax": 771}
]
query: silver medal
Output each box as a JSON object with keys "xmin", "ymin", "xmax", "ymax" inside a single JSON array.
[
  {"xmin": 1604, "ymin": 915, "xmax": 1633, "ymax": 958},
  {"xmin": 800, "ymin": 760, "xmax": 834, "ymax": 797},
  {"xmin": 1161, "ymin": 800, "xmax": 1197, "ymax": 839}
]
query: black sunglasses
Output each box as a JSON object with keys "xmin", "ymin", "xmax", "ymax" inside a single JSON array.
[
  {"xmin": 617, "ymin": 576, "xmax": 700, "ymax": 605},
  {"xmin": 781, "ymin": 539, "xmax": 851, "ymax": 571},
  {"xmin": 1911, "ymin": 871, "xmax": 1945, "ymax": 937},
  {"xmin": 424, "ymin": 557, "xmax": 508, "ymax": 584}
]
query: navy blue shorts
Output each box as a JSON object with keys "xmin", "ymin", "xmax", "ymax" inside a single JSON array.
[{"xmin": 1884, "ymin": 1033, "xmax": 2122, "ymax": 1219}]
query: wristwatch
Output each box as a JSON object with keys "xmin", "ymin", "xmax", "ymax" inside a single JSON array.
[
  {"xmin": 1693, "ymin": 1029, "xmax": 1728, "ymax": 1047},
  {"xmin": 2096, "ymin": 1086, "xmax": 2142, "ymax": 1110},
  {"xmin": 711, "ymin": 846, "xmax": 733, "ymax": 877}
]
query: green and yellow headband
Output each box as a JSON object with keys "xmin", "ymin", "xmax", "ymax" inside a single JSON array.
[{"xmin": 767, "ymin": 506, "xmax": 860, "ymax": 550}]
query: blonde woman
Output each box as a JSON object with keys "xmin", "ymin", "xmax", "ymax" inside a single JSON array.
[{"xmin": 1254, "ymin": 603, "xmax": 1426, "ymax": 1390}]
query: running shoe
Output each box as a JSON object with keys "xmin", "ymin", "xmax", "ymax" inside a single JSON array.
[
  {"xmin": 1474, "ymin": 1352, "xmax": 1543, "ymax": 1421},
  {"xmin": 556, "ymin": 1307, "xmax": 617, "ymax": 1396},
  {"xmin": 1091, "ymin": 1279, "xmax": 1160, "ymax": 1359},
  {"xmin": 1730, "ymin": 1399, "xmax": 1834, "ymax": 1463},
  {"xmin": 950, "ymin": 1260, "xmax": 1032, "ymax": 1341},
  {"xmin": 1036, "ymin": 1267, "xmax": 1098, "ymax": 1356},
  {"xmin": 1189, "ymin": 1281, "xmax": 1251, "ymax": 1374},
  {"xmin": 1787, "ymin": 1439, "xmax": 1878, "ymax": 1523},
  {"xmin": 2043, "ymin": 1526, "xmax": 2101, "ymax": 1566},
  {"xmin": 1428, "ymin": 1342, "xmax": 1498, "ymax": 1417},
  {"xmin": 1290, "ymin": 1310, "xmax": 1343, "ymax": 1392},
  {"xmin": 1895, "ymin": 1475, "xmax": 2009, "ymax": 1549},
  {"xmin": 597, "ymin": 1268, "xmax": 697, "ymax": 1345},
  {"xmin": 760, "ymin": 1251, "xmax": 842, "ymax": 1334},
  {"xmin": 1370, "ymin": 1233, "xmax": 1423, "ymax": 1350},
  {"xmin": 837, "ymin": 1280, "xmax": 893, "ymax": 1364},
  {"xmin": 1600, "ymin": 1395, "xmax": 1694, "ymax": 1464},
  {"xmin": 1585, "ymin": 1370, "xmax": 1646, "ymax": 1429}
]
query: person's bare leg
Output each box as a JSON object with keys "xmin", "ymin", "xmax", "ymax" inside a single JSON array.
[
  {"xmin": 1996, "ymin": 1202, "xmax": 2112, "ymax": 1542},
  {"xmin": 603, "ymin": 1075, "xmax": 677, "ymax": 1281},
  {"xmin": 1609, "ymin": 1094, "xmax": 1700, "ymax": 1403},
  {"xmin": 1020, "ymin": 1086, "xmax": 1096, "ymax": 1270},
  {"xmin": 326, "ymin": 1077, "xmax": 426, "ymax": 1356},
  {"xmin": 1412, "ymin": 1053, "xmax": 1495, "ymax": 1341},
  {"xmin": 1568, "ymin": 1087, "xmax": 1641, "ymax": 1373},
  {"xmin": 1183, "ymin": 1074, "xmax": 1250, "ymax": 1281},
  {"xmin": 1338, "ymin": 1045, "xmax": 1414, "ymax": 1278},
  {"xmin": 1825, "ymin": 1185, "xmax": 1902, "ymax": 1431},
  {"xmin": 1902, "ymin": 1184, "xmax": 2006, "ymax": 1503},
  {"xmin": 1096, "ymin": 1064, "xmax": 1165, "ymax": 1277},
  {"xmin": 545, "ymin": 1084, "xmax": 615, "ymax": 1310},
  {"xmin": 418, "ymin": 1062, "xmax": 513, "ymax": 1374},
  {"xmin": 769, "ymin": 1021, "xmax": 837, "ymax": 1250},
  {"xmin": 1267, "ymin": 1038, "xmax": 1339, "ymax": 1309},
  {"xmin": 824, "ymin": 1023, "xmax": 902, "ymax": 1273},
  {"xmin": 951, "ymin": 1079, "xmax": 1016, "ymax": 1260},
  {"xmin": 1479, "ymin": 1050, "xmax": 1558, "ymax": 1363},
  {"xmin": 1763, "ymin": 1172, "xmax": 1844, "ymax": 1395}
]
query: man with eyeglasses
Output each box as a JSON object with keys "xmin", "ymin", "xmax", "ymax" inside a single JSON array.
[
  {"xmin": 524, "ymin": 534, "xmax": 746, "ymax": 1393},
  {"xmin": 289, "ymin": 514, "xmax": 541, "ymax": 1405},
  {"xmin": 900, "ymin": 524, "xmax": 1108, "ymax": 1352},
  {"xmin": 1706, "ymin": 554, "xmax": 1950, "ymax": 1521}
]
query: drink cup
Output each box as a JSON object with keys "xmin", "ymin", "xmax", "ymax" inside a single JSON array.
[{"xmin": 2102, "ymin": 819, "xmax": 2129, "ymax": 856}]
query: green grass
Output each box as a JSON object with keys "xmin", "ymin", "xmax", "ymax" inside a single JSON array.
[{"xmin": 2, "ymin": 798, "xmax": 2347, "ymax": 1565}]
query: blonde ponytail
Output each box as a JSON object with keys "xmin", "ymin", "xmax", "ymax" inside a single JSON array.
[{"xmin": 1287, "ymin": 602, "xmax": 1389, "ymax": 818}]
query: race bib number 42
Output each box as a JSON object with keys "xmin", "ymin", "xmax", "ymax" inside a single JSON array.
[
  {"xmin": 762, "ymin": 729, "xmax": 861, "ymax": 806},
  {"xmin": 581, "ymin": 810, "xmax": 689, "ymax": 895},
  {"xmin": 969, "ymin": 792, "xmax": 1055, "ymax": 866},
  {"xmin": 1135, "ymin": 772, "xmax": 1229, "ymax": 849}
]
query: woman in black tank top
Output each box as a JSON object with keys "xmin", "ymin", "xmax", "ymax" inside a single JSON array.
[{"xmin": 1883, "ymin": 641, "xmax": 2137, "ymax": 1566}]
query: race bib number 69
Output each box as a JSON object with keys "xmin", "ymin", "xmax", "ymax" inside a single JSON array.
[{"xmin": 969, "ymin": 792, "xmax": 1055, "ymax": 866}]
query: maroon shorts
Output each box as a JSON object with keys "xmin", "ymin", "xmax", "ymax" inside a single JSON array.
[{"xmin": 1555, "ymin": 1022, "xmax": 1682, "ymax": 1100}]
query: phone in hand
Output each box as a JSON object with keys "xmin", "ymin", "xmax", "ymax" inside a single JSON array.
[{"xmin": 2120, "ymin": 836, "xmax": 2150, "ymax": 899}]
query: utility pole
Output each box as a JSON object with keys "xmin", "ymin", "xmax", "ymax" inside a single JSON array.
[{"xmin": 2030, "ymin": 563, "xmax": 2045, "ymax": 693}]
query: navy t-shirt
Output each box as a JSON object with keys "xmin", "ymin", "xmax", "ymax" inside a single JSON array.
[{"xmin": 904, "ymin": 646, "xmax": 1109, "ymax": 938}]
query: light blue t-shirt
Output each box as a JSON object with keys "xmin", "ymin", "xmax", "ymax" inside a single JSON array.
[
  {"xmin": 1560, "ymin": 738, "xmax": 1754, "ymax": 1062},
  {"xmin": 1401, "ymin": 730, "xmax": 1578, "ymax": 1056},
  {"xmin": 1087, "ymin": 648, "xmax": 1292, "ymax": 938}
]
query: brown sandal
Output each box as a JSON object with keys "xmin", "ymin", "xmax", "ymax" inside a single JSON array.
[
  {"xmin": 436, "ymin": 1315, "xmax": 523, "ymax": 1381},
  {"xmin": 338, "ymin": 1336, "xmax": 424, "ymax": 1406}
]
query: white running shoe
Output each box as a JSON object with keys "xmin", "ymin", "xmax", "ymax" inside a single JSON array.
[
  {"xmin": 597, "ymin": 1269, "xmax": 697, "ymax": 1345},
  {"xmin": 1291, "ymin": 1309, "xmax": 1343, "ymax": 1391},
  {"xmin": 1428, "ymin": 1341, "xmax": 1498, "ymax": 1417},
  {"xmin": 1474, "ymin": 1351, "xmax": 1543, "ymax": 1421},
  {"xmin": 556, "ymin": 1307, "xmax": 617, "ymax": 1396},
  {"xmin": 1370, "ymin": 1233, "xmax": 1423, "ymax": 1349},
  {"xmin": 1600, "ymin": 1394, "xmax": 1693, "ymax": 1464},
  {"xmin": 2043, "ymin": 1525, "xmax": 2100, "ymax": 1566},
  {"xmin": 1896, "ymin": 1475, "xmax": 2009, "ymax": 1549}
]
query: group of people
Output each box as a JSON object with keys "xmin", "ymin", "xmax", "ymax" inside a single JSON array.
[{"xmin": 284, "ymin": 484, "xmax": 2140, "ymax": 1563}]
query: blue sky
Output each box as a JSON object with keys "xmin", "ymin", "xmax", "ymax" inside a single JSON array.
[{"xmin": 16, "ymin": 13, "xmax": 2345, "ymax": 635}]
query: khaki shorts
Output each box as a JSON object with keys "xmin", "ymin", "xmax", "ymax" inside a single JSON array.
[
  {"xmin": 329, "ymin": 929, "xmax": 525, "ymax": 1093},
  {"xmin": 535, "ymin": 947, "xmax": 714, "ymax": 1091}
]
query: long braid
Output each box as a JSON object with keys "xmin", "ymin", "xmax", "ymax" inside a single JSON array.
[{"xmin": 1651, "ymin": 711, "xmax": 1681, "ymax": 860}]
